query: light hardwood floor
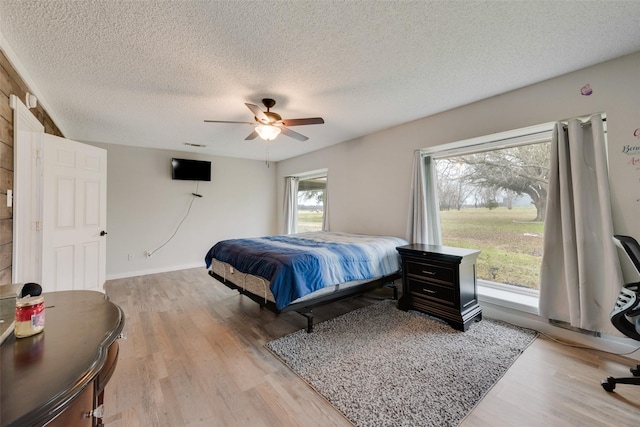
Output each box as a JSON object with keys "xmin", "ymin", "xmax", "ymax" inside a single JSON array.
[{"xmin": 103, "ymin": 268, "xmax": 640, "ymax": 426}]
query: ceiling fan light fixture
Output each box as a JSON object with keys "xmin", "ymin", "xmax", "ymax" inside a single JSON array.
[
  {"xmin": 205, "ymin": 98, "xmax": 323, "ymax": 142},
  {"xmin": 255, "ymin": 124, "xmax": 281, "ymax": 141}
]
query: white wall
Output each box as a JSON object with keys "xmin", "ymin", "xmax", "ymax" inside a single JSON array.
[
  {"xmin": 277, "ymin": 52, "xmax": 640, "ymax": 357},
  {"xmin": 277, "ymin": 52, "xmax": 640, "ymax": 278},
  {"xmin": 89, "ymin": 53, "xmax": 640, "ymax": 286},
  {"xmin": 89, "ymin": 142, "xmax": 277, "ymax": 279}
]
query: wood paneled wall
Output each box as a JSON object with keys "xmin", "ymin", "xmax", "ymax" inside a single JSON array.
[{"xmin": 0, "ymin": 49, "xmax": 63, "ymax": 285}]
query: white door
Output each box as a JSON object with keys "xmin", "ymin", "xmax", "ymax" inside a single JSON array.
[{"xmin": 41, "ymin": 134, "xmax": 107, "ymax": 292}]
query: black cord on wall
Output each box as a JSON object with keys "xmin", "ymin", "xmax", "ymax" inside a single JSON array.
[{"xmin": 146, "ymin": 182, "xmax": 201, "ymax": 257}]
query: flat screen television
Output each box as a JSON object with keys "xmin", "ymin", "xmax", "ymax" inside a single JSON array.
[{"xmin": 171, "ymin": 158, "xmax": 211, "ymax": 181}]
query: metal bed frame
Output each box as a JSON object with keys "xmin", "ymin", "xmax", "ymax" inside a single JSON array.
[{"xmin": 208, "ymin": 269, "xmax": 400, "ymax": 332}]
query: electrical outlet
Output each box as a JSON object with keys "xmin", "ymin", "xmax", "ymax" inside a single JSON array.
[{"xmin": 127, "ymin": 254, "xmax": 132, "ymax": 261}]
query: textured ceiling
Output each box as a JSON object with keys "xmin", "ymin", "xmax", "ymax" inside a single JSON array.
[{"xmin": 1, "ymin": 1, "xmax": 640, "ymax": 162}]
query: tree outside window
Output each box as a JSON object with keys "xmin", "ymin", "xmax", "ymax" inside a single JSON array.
[{"xmin": 435, "ymin": 142, "xmax": 550, "ymax": 290}]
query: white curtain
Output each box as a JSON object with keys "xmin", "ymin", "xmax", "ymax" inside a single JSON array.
[
  {"xmin": 539, "ymin": 115, "xmax": 623, "ymax": 334},
  {"xmin": 283, "ymin": 176, "xmax": 299, "ymax": 234},
  {"xmin": 322, "ymin": 175, "xmax": 330, "ymax": 231},
  {"xmin": 407, "ymin": 151, "xmax": 442, "ymax": 244}
]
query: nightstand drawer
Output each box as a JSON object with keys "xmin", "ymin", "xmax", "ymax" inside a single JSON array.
[
  {"xmin": 405, "ymin": 260, "xmax": 454, "ymax": 284},
  {"xmin": 407, "ymin": 278, "xmax": 454, "ymax": 305}
]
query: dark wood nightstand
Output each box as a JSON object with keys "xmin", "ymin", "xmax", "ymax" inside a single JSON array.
[{"xmin": 396, "ymin": 244, "xmax": 482, "ymax": 331}]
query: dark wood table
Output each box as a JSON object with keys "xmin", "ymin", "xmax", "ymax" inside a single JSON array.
[{"xmin": 1, "ymin": 290, "xmax": 124, "ymax": 427}]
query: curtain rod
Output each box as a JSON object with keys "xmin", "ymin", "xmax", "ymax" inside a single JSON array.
[
  {"xmin": 560, "ymin": 113, "xmax": 606, "ymax": 125},
  {"xmin": 561, "ymin": 114, "xmax": 607, "ymax": 129}
]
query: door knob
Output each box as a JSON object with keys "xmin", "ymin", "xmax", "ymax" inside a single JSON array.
[{"xmin": 100, "ymin": 231, "xmax": 108, "ymax": 236}]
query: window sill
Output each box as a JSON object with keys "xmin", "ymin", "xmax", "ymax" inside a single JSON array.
[{"xmin": 477, "ymin": 283, "xmax": 539, "ymax": 315}]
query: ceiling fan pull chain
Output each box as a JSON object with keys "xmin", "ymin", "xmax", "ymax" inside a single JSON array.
[{"xmin": 266, "ymin": 143, "xmax": 270, "ymax": 168}]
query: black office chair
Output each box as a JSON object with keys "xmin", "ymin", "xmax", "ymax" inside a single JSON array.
[{"xmin": 601, "ymin": 235, "xmax": 640, "ymax": 392}]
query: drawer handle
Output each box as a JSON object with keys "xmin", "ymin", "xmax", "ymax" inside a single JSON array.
[
  {"xmin": 422, "ymin": 288, "xmax": 436, "ymax": 294},
  {"xmin": 421, "ymin": 270, "xmax": 436, "ymax": 275}
]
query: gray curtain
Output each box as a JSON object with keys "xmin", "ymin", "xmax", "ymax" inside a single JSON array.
[
  {"xmin": 407, "ymin": 151, "xmax": 442, "ymax": 244},
  {"xmin": 283, "ymin": 176, "xmax": 299, "ymax": 234},
  {"xmin": 539, "ymin": 115, "xmax": 623, "ymax": 334}
]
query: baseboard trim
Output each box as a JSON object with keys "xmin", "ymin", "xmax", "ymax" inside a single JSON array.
[
  {"xmin": 105, "ymin": 262, "xmax": 204, "ymax": 281},
  {"xmin": 480, "ymin": 299, "xmax": 640, "ymax": 361}
]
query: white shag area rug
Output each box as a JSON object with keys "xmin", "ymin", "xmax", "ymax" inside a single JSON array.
[{"xmin": 266, "ymin": 300, "xmax": 537, "ymax": 427}]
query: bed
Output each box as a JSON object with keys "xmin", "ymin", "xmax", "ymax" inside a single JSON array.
[{"xmin": 205, "ymin": 231, "xmax": 408, "ymax": 332}]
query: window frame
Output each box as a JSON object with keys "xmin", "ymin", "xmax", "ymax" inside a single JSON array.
[
  {"xmin": 288, "ymin": 169, "xmax": 328, "ymax": 234},
  {"xmin": 421, "ymin": 116, "xmax": 607, "ymax": 312},
  {"xmin": 423, "ymin": 122, "xmax": 555, "ymax": 306},
  {"xmin": 423, "ymin": 122, "xmax": 555, "ymax": 160}
]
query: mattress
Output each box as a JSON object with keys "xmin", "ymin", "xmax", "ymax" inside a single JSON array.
[
  {"xmin": 206, "ymin": 231, "xmax": 408, "ymax": 309},
  {"xmin": 210, "ymin": 258, "xmax": 374, "ymax": 305}
]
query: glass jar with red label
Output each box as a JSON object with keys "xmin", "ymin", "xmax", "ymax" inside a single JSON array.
[{"xmin": 15, "ymin": 296, "xmax": 45, "ymax": 338}]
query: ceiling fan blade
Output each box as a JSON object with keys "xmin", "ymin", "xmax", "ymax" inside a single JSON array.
[
  {"xmin": 280, "ymin": 127, "xmax": 308, "ymax": 141},
  {"xmin": 245, "ymin": 130, "xmax": 259, "ymax": 140},
  {"xmin": 204, "ymin": 120, "xmax": 256, "ymax": 124},
  {"xmin": 280, "ymin": 117, "xmax": 325, "ymax": 126},
  {"xmin": 245, "ymin": 103, "xmax": 270, "ymax": 123}
]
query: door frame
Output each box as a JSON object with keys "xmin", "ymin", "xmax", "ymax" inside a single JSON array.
[{"xmin": 10, "ymin": 94, "xmax": 44, "ymax": 285}]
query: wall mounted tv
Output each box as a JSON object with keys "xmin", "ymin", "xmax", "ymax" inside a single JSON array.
[{"xmin": 171, "ymin": 158, "xmax": 211, "ymax": 181}]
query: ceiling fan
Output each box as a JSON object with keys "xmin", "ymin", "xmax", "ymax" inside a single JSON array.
[{"xmin": 204, "ymin": 98, "xmax": 324, "ymax": 141}]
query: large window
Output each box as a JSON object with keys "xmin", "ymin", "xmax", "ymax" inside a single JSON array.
[
  {"xmin": 296, "ymin": 176, "xmax": 326, "ymax": 232},
  {"xmin": 428, "ymin": 124, "xmax": 554, "ymax": 294}
]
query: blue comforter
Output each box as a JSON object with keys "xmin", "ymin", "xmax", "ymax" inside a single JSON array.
[{"xmin": 205, "ymin": 231, "xmax": 408, "ymax": 310}]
